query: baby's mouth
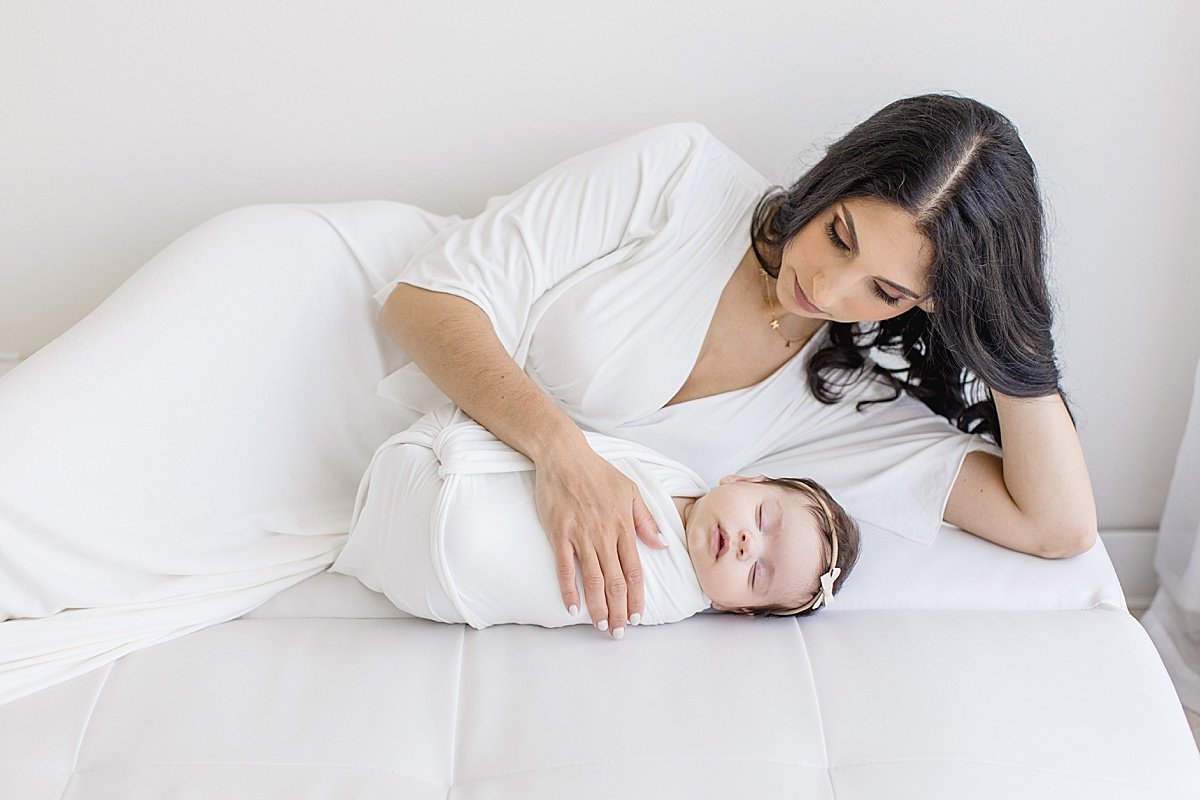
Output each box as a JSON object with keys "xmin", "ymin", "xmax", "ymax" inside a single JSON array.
[{"xmin": 711, "ymin": 525, "xmax": 729, "ymax": 560}]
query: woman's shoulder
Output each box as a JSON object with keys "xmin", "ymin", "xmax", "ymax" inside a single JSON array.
[{"xmin": 611, "ymin": 123, "xmax": 763, "ymax": 180}]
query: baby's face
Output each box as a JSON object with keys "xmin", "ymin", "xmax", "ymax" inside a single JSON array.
[{"xmin": 684, "ymin": 477, "xmax": 827, "ymax": 613}]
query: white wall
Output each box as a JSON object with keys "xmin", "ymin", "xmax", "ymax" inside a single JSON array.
[{"xmin": 2, "ymin": 0, "xmax": 1198, "ymax": 530}]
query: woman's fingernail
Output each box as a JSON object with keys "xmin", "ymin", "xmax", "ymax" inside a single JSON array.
[
  {"xmin": 597, "ymin": 619, "xmax": 609, "ymax": 632},
  {"xmin": 568, "ymin": 604, "xmax": 579, "ymax": 616},
  {"xmin": 612, "ymin": 627, "xmax": 625, "ymax": 640},
  {"xmin": 657, "ymin": 532, "xmax": 669, "ymax": 546},
  {"xmin": 629, "ymin": 613, "xmax": 641, "ymax": 626}
]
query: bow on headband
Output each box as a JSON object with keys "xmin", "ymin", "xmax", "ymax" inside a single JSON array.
[{"xmin": 809, "ymin": 566, "xmax": 842, "ymax": 610}]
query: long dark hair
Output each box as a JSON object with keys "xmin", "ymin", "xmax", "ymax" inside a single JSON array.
[{"xmin": 751, "ymin": 94, "xmax": 1065, "ymax": 443}]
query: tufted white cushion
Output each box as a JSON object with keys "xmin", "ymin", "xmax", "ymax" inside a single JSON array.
[{"xmin": 0, "ymin": 576, "xmax": 1197, "ymax": 799}]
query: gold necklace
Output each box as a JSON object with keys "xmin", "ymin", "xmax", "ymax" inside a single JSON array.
[{"xmin": 759, "ymin": 267, "xmax": 800, "ymax": 347}]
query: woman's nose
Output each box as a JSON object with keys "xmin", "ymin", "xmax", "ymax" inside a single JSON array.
[{"xmin": 811, "ymin": 268, "xmax": 853, "ymax": 309}]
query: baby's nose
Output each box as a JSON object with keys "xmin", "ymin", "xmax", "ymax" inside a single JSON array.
[{"xmin": 737, "ymin": 529, "xmax": 753, "ymax": 560}]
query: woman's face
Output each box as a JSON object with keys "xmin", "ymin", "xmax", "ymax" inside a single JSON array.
[
  {"xmin": 684, "ymin": 477, "xmax": 828, "ymax": 613},
  {"xmin": 776, "ymin": 197, "xmax": 935, "ymax": 323}
]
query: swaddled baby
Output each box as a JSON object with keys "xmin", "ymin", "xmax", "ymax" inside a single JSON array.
[{"xmin": 332, "ymin": 404, "xmax": 860, "ymax": 629}]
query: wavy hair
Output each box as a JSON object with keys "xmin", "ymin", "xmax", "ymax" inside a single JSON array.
[{"xmin": 751, "ymin": 94, "xmax": 1067, "ymax": 442}]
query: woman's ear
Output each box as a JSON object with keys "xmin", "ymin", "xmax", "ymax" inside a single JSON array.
[{"xmin": 918, "ymin": 296, "xmax": 935, "ymax": 314}]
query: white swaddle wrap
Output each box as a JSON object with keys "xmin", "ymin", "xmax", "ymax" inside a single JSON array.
[{"xmin": 332, "ymin": 404, "xmax": 712, "ymax": 628}]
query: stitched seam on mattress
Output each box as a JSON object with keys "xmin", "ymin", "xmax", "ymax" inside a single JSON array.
[
  {"xmin": 829, "ymin": 756, "xmax": 1193, "ymax": 794},
  {"xmin": 294, "ymin": 206, "xmax": 372, "ymax": 274},
  {"xmin": 448, "ymin": 756, "xmax": 831, "ymax": 786},
  {"xmin": 57, "ymin": 661, "xmax": 114, "ymax": 800},
  {"xmin": 66, "ymin": 760, "xmax": 444, "ymax": 784},
  {"xmin": 795, "ymin": 618, "xmax": 835, "ymax": 797},
  {"xmin": 447, "ymin": 625, "xmax": 467, "ymax": 795}
]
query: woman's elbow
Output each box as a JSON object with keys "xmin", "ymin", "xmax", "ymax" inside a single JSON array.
[{"xmin": 1038, "ymin": 522, "xmax": 1098, "ymax": 559}]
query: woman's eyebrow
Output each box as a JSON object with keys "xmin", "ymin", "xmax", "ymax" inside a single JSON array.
[
  {"xmin": 840, "ymin": 203, "xmax": 862, "ymax": 257},
  {"xmin": 841, "ymin": 203, "xmax": 923, "ymax": 300},
  {"xmin": 878, "ymin": 277, "xmax": 921, "ymax": 300}
]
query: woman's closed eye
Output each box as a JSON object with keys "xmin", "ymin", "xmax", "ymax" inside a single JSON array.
[
  {"xmin": 827, "ymin": 216, "xmax": 904, "ymax": 307},
  {"xmin": 825, "ymin": 220, "xmax": 850, "ymax": 253},
  {"xmin": 872, "ymin": 283, "xmax": 902, "ymax": 307}
]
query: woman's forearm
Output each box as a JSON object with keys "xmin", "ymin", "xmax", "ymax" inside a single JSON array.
[
  {"xmin": 994, "ymin": 390, "xmax": 1098, "ymax": 552},
  {"xmin": 382, "ymin": 282, "xmax": 664, "ymax": 638},
  {"xmin": 945, "ymin": 393, "xmax": 1099, "ymax": 556},
  {"xmin": 945, "ymin": 390, "xmax": 1097, "ymax": 558},
  {"xmin": 381, "ymin": 283, "xmax": 586, "ymax": 464}
]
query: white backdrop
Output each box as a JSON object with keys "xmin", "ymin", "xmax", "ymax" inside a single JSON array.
[{"xmin": 2, "ymin": 0, "xmax": 1198, "ymax": 531}]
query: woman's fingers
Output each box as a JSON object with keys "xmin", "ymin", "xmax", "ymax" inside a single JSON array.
[
  {"xmin": 575, "ymin": 543, "xmax": 610, "ymax": 632},
  {"xmin": 534, "ymin": 450, "xmax": 654, "ymax": 639},
  {"xmin": 553, "ymin": 537, "xmax": 581, "ymax": 619},
  {"xmin": 616, "ymin": 525, "xmax": 645, "ymax": 629},
  {"xmin": 598, "ymin": 536, "xmax": 629, "ymax": 639},
  {"xmin": 556, "ymin": 526, "xmax": 637, "ymax": 639},
  {"xmin": 632, "ymin": 491, "xmax": 667, "ymax": 550}
]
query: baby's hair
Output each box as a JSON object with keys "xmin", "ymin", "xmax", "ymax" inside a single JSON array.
[{"xmin": 742, "ymin": 477, "xmax": 861, "ymax": 618}]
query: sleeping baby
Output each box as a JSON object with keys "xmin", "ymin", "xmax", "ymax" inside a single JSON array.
[{"xmin": 331, "ymin": 403, "xmax": 860, "ymax": 632}]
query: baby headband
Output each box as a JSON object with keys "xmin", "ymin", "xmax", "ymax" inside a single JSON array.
[{"xmin": 780, "ymin": 490, "xmax": 841, "ymax": 615}]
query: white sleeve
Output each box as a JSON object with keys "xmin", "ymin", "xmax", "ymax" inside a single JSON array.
[
  {"xmin": 741, "ymin": 388, "xmax": 1002, "ymax": 547},
  {"xmin": 375, "ymin": 122, "xmax": 721, "ymax": 357}
]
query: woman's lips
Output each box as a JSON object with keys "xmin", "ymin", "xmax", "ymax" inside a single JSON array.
[{"xmin": 794, "ymin": 278, "xmax": 824, "ymax": 314}]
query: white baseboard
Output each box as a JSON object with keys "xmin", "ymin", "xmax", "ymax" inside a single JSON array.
[
  {"xmin": 1100, "ymin": 528, "xmax": 1158, "ymax": 613},
  {"xmin": 0, "ymin": 353, "xmax": 21, "ymax": 378}
]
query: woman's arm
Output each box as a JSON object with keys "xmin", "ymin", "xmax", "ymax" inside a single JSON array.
[
  {"xmin": 943, "ymin": 391, "xmax": 1097, "ymax": 558},
  {"xmin": 382, "ymin": 283, "xmax": 665, "ymax": 638}
]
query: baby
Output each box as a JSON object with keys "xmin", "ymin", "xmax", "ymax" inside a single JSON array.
[{"xmin": 332, "ymin": 404, "xmax": 860, "ymax": 630}]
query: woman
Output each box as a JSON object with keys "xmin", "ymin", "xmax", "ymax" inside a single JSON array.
[{"xmin": 378, "ymin": 94, "xmax": 1096, "ymax": 640}]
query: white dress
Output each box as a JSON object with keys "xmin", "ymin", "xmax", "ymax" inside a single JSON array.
[
  {"xmin": 375, "ymin": 122, "xmax": 999, "ymax": 546},
  {"xmin": 331, "ymin": 403, "xmax": 711, "ymax": 628},
  {"xmin": 0, "ymin": 124, "xmax": 996, "ymax": 704}
]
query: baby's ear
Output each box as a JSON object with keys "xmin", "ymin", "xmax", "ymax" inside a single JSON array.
[
  {"xmin": 710, "ymin": 602, "xmax": 753, "ymax": 615},
  {"xmin": 718, "ymin": 474, "xmax": 767, "ymax": 485}
]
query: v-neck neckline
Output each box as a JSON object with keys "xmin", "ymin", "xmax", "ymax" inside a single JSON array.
[
  {"xmin": 659, "ymin": 230, "xmax": 825, "ymax": 413},
  {"xmin": 654, "ymin": 321, "xmax": 825, "ymax": 416}
]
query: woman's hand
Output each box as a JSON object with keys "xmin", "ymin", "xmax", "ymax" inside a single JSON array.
[
  {"xmin": 382, "ymin": 285, "xmax": 668, "ymax": 635},
  {"xmin": 533, "ymin": 441, "xmax": 667, "ymax": 639}
]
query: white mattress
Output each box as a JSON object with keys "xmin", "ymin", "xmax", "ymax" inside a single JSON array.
[
  {"xmin": 1, "ymin": 201, "xmax": 1196, "ymax": 797},
  {"xmin": 2, "ymin": 526, "xmax": 1197, "ymax": 799}
]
